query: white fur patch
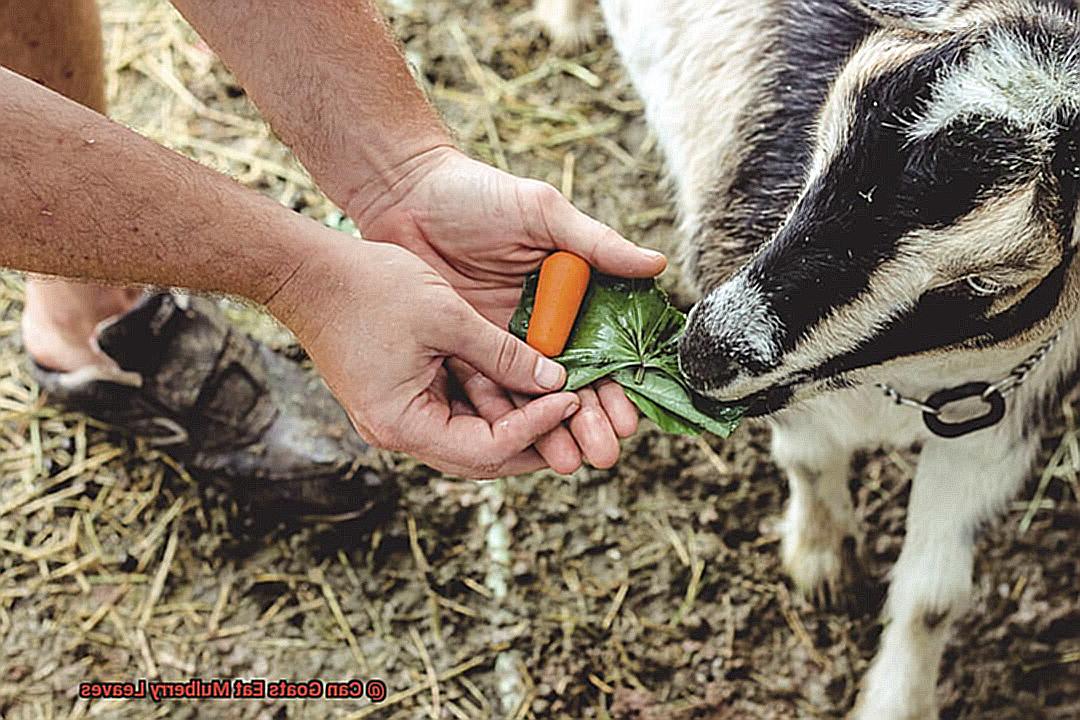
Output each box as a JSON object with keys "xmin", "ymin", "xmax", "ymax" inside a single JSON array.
[
  {"xmin": 692, "ymin": 273, "xmax": 784, "ymax": 367},
  {"xmin": 599, "ymin": 0, "xmax": 775, "ymax": 238},
  {"xmin": 910, "ymin": 24, "xmax": 1080, "ymax": 140}
]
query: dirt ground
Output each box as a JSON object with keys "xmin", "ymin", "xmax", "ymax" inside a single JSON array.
[{"xmin": 1, "ymin": 1, "xmax": 1077, "ymax": 718}]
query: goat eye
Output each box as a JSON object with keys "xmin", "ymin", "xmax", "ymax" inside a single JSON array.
[{"xmin": 965, "ymin": 276, "xmax": 1005, "ymax": 297}]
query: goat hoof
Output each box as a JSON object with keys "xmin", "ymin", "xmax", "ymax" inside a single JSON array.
[
  {"xmin": 784, "ymin": 534, "xmax": 870, "ymax": 612},
  {"xmin": 547, "ymin": 20, "xmax": 595, "ymax": 55}
]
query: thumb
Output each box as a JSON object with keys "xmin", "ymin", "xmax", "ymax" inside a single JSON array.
[
  {"xmin": 439, "ymin": 304, "xmax": 568, "ymax": 395},
  {"xmin": 529, "ymin": 182, "xmax": 667, "ymax": 278}
]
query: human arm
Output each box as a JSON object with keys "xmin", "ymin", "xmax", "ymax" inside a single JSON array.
[
  {"xmin": 168, "ymin": 0, "xmax": 669, "ymax": 469},
  {"xmin": 167, "ymin": 0, "xmax": 449, "ymax": 217},
  {"xmin": 0, "ymin": 66, "xmax": 578, "ymax": 477}
]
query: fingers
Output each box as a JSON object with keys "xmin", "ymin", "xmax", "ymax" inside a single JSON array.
[
  {"xmin": 526, "ymin": 181, "xmax": 667, "ymax": 278},
  {"xmin": 498, "ymin": 449, "xmax": 548, "ymax": 477},
  {"xmin": 439, "ymin": 302, "xmax": 567, "ymax": 396},
  {"xmin": 451, "ymin": 360, "xmax": 583, "ymax": 475},
  {"xmin": 414, "ymin": 391, "xmax": 580, "ymax": 479},
  {"xmin": 508, "ymin": 391, "xmax": 582, "ymax": 474},
  {"xmin": 447, "ymin": 363, "xmax": 638, "ymax": 474},
  {"xmin": 451, "ymin": 362, "xmax": 517, "ymax": 419},
  {"xmin": 450, "ymin": 398, "xmax": 476, "ymax": 416},
  {"xmin": 568, "ymin": 386, "xmax": 621, "ymax": 469},
  {"xmin": 596, "ymin": 380, "xmax": 639, "ymax": 438},
  {"xmin": 483, "ymin": 393, "xmax": 581, "ymax": 473},
  {"xmin": 443, "ymin": 390, "xmax": 551, "ymax": 476}
]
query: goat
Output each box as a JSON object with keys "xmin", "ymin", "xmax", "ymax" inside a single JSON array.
[{"xmin": 536, "ymin": 1, "xmax": 1080, "ymax": 718}]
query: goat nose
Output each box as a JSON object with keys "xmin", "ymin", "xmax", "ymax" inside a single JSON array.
[
  {"xmin": 677, "ymin": 277, "xmax": 784, "ymax": 396},
  {"xmin": 677, "ymin": 318, "xmax": 746, "ymax": 394}
]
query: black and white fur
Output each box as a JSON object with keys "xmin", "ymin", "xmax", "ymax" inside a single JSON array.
[{"xmin": 537, "ymin": 1, "xmax": 1080, "ymax": 718}]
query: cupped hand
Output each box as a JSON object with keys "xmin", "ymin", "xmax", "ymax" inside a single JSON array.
[
  {"xmin": 349, "ymin": 147, "xmax": 667, "ymax": 471},
  {"xmin": 268, "ymin": 233, "xmax": 584, "ymax": 478}
]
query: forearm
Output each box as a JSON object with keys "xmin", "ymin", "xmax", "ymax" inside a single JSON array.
[
  {"xmin": 0, "ymin": 67, "xmax": 324, "ymax": 306},
  {"xmin": 170, "ymin": 0, "xmax": 453, "ymax": 217}
]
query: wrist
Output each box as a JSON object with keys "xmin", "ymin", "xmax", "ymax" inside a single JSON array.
[
  {"xmin": 255, "ymin": 219, "xmax": 357, "ymax": 344},
  {"xmin": 344, "ymin": 143, "xmax": 463, "ymax": 235}
]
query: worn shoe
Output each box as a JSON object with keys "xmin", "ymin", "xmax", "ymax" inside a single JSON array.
[{"xmin": 30, "ymin": 292, "xmax": 397, "ymax": 517}]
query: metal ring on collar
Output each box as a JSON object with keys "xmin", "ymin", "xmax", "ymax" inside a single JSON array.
[{"xmin": 922, "ymin": 382, "xmax": 1006, "ymax": 439}]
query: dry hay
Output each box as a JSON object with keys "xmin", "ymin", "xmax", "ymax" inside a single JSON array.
[{"xmin": 1, "ymin": 1, "xmax": 1077, "ymax": 719}]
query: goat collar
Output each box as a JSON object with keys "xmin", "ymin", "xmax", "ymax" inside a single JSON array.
[{"xmin": 876, "ymin": 330, "xmax": 1061, "ymax": 439}]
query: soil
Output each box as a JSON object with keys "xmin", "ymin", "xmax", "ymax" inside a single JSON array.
[{"xmin": 0, "ymin": 1, "xmax": 1076, "ymax": 719}]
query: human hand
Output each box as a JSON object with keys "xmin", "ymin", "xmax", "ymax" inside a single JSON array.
[
  {"xmin": 267, "ymin": 233, "xmax": 584, "ymax": 478},
  {"xmin": 350, "ymin": 147, "xmax": 667, "ymax": 472}
]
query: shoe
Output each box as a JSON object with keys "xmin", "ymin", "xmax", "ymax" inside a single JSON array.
[{"xmin": 30, "ymin": 292, "xmax": 397, "ymax": 517}]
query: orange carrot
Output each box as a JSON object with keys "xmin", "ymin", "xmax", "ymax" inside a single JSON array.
[{"xmin": 526, "ymin": 251, "xmax": 592, "ymax": 357}]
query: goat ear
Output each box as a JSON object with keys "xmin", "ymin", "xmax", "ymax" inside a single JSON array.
[{"xmin": 852, "ymin": 0, "xmax": 966, "ymax": 32}]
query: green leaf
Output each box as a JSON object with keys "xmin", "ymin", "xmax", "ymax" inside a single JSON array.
[
  {"xmin": 565, "ymin": 362, "xmax": 637, "ymax": 392},
  {"xmin": 563, "ymin": 276, "xmax": 685, "ymax": 369},
  {"xmin": 509, "ymin": 270, "xmax": 745, "ymax": 437},
  {"xmin": 623, "ymin": 387, "xmax": 703, "ymax": 436},
  {"xmin": 614, "ymin": 368, "xmax": 741, "ymax": 438},
  {"xmin": 508, "ymin": 272, "xmax": 539, "ymax": 339}
]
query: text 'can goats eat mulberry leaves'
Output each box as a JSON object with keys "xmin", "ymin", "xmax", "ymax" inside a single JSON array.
[{"xmin": 510, "ymin": 271, "xmax": 745, "ymax": 437}]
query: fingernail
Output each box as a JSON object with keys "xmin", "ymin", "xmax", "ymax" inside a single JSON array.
[
  {"xmin": 535, "ymin": 358, "xmax": 566, "ymax": 390},
  {"xmin": 641, "ymin": 248, "xmax": 667, "ymax": 268},
  {"xmin": 562, "ymin": 399, "xmax": 581, "ymax": 421}
]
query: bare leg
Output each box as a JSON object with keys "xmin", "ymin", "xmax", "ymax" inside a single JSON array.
[{"xmin": 1, "ymin": 0, "xmax": 140, "ymax": 372}]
